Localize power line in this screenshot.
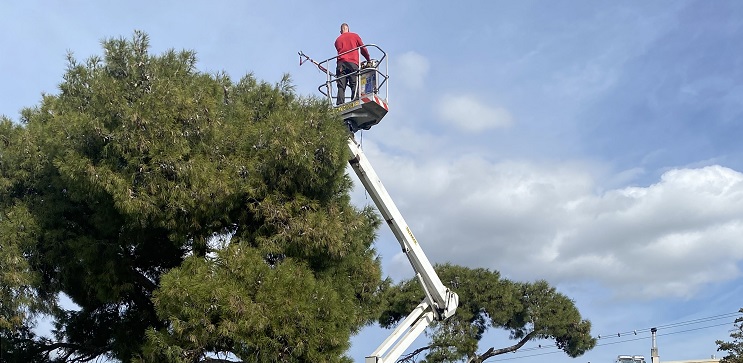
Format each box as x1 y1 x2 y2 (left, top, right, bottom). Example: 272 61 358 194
595 312 743 340
661 322 737 337
496 317 735 355
485 311 741 362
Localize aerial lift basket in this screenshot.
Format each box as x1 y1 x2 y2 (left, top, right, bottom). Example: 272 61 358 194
299 44 389 132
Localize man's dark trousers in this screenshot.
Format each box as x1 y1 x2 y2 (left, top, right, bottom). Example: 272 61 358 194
336 61 359 105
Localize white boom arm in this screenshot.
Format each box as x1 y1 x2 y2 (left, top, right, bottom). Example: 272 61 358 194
347 137 459 363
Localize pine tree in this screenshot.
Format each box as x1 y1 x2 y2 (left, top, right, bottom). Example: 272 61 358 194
1 31 382 362
383 264 596 363
717 309 743 363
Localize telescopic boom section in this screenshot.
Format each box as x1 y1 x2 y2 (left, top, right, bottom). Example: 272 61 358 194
347 137 459 363
298 45 457 363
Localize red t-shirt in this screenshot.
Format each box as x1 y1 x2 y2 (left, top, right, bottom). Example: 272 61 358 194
335 32 370 65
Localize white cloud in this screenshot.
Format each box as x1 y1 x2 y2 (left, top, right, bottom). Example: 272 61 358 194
357 145 743 299
436 94 513 132
394 51 430 90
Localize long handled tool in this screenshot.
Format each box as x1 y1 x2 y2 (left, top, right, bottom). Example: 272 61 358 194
298 51 335 76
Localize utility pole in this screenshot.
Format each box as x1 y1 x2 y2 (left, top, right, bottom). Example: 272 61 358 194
651 327 660 363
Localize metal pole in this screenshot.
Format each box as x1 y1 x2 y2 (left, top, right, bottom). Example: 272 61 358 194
651 327 659 363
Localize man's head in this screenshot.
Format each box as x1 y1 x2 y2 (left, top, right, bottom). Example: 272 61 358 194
340 23 349 34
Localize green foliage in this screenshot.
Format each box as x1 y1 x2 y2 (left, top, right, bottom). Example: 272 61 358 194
1 31 382 362
1 325 49 363
0 121 35 327
0 203 43 330
382 264 596 362
0 117 58 358
140 246 369 362
717 308 743 363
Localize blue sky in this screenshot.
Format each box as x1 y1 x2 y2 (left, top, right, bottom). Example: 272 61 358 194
3 1 743 362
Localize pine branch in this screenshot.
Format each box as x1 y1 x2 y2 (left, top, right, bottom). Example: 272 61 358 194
397 345 432 362
32 341 109 362
468 331 537 363
397 330 537 363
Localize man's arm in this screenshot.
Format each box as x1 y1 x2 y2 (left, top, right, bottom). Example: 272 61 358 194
357 35 371 61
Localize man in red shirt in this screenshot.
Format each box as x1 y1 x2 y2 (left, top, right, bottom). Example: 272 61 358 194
334 23 370 105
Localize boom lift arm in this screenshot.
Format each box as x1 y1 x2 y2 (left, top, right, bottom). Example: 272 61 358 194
298 46 457 362
347 137 459 363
